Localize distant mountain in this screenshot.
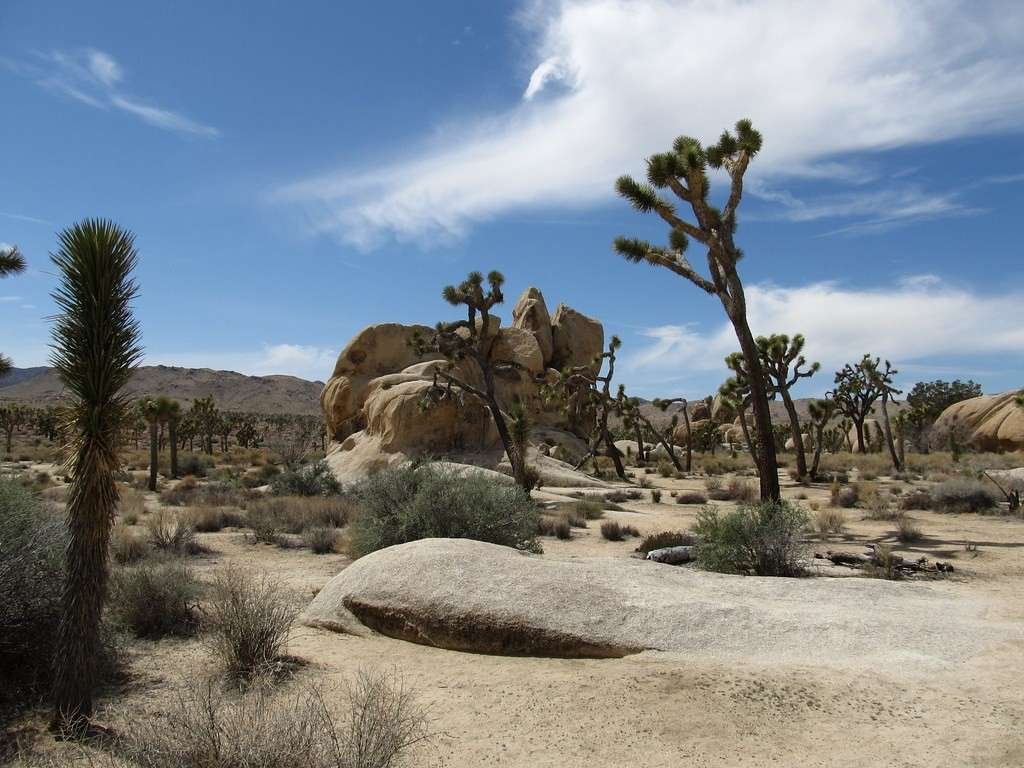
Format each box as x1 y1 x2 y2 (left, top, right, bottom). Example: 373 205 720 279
0 365 324 416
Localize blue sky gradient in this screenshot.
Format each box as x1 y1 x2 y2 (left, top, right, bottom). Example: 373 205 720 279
2 0 1022 399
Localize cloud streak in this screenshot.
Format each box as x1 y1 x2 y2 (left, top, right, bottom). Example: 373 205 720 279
280 0 1024 246
8 48 218 138
622 276 1024 395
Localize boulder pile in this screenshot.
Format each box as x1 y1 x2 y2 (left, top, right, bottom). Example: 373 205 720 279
320 287 605 482
932 391 1024 451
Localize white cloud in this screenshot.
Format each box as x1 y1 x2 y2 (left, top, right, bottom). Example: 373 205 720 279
9 49 218 138
281 0 1024 246
622 276 1024 394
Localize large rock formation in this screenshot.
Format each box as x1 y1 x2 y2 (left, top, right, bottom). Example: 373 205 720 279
932 391 1024 451
302 538 1011 670
321 288 606 483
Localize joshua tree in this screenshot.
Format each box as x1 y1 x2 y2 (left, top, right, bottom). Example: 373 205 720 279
0 245 27 377
614 119 780 500
754 334 819 479
718 375 757 460
157 396 181 479
0 402 26 454
413 270 536 491
190 396 218 454
138 397 161 491
651 396 693 472
830 356 884 454
806 397 836 478
50 219 142 735
867 357 902 472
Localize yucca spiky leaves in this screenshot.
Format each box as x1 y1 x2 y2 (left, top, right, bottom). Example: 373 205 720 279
0 244 26 276
50 218 142 734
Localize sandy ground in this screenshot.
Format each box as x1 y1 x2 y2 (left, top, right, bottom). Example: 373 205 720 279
10 465 1024 767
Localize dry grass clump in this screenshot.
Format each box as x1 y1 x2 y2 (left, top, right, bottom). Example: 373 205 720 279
704 477 756 502
203 567 300 681
830 480 858 508
117 486 146 524
861 486 900 521
813 508 846 535
657 459 674 477
895 514 924 543
245 496 353 546
605 489 643 503
146 510 204 555
636 530 697 555
160 479 249 509
188 506 247 532
600 520 640 541
650 489 662 503
900 488 933 511
573 497 605 520
114 670 429 768
537 516 572 539
110 525 150 565
108 559 200 639
676 490 708 505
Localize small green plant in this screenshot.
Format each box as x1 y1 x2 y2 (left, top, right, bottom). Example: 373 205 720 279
109 560 200 638
270 460 341 497
693 501 809 576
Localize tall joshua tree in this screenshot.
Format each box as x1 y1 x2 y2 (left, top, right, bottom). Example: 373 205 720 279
866 357 902 472
651 396 693 472
614 119 780 500
138 397 160 492
50 219 142 735
161 397 181 478
755 334 819 479
830 354 892 456
0 245 27 377
806 397 836 478
413 270 535 492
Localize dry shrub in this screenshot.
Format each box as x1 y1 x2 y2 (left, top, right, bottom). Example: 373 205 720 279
657 459 673 478
861 485 899 520
111 525 149 565
605 489 642 503
537 517 571 539
109 559 200 639
650 489 662 503
146 511 203 555
676 491 708 505
813 507 846 534
250 496 354 536
118 486 146 524
302 526 339 554
637 530 697 554
900 488 933 511
931 478 998 514
895 514 923 543
161 480 248 509
573 497 605 520
189 506 247 532
834 485 859 509
204 567 300 681
600 521 640 541
703 476 723 492
115 670 429 768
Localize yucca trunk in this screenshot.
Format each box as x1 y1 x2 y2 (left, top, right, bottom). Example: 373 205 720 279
169 419 179 479
147 419 159 491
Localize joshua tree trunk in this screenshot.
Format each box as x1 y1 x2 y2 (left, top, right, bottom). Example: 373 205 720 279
681 402 692 472
853 418 866 454
780 390 808 479
810 427 825 478
737 406 758 464
168 419 179 479
729 307 779 500
879 393 902 472
147 419 158 491
632 422 646 463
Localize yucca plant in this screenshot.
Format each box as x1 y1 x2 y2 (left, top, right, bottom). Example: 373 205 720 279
0 244 27 377
50 219 142 736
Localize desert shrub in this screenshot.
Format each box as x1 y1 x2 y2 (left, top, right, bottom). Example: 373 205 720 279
703 476 722 491
868 543 902 580
895 514 923 543
0 480 64 714
118 486 146 524
813 508 846 535
109 559 200 638
636 530 697 555
146 511 203 555
605 489 642 503
248 496 353 538
600 521 640 541
861 486 899 520
111 525 150 565
650 489 662 503
302 526 338 554
931 478 997 514
161 479 248 509
537 517 572 539
115 670 428 768
657 459 673 478
899 488 933 511
574 497 605 520
204 567 300 680
693 501 809 577
177 453 213 478
834 486 858 509
270 460 341 497
726 477 757 503
676 490 708 505
348 464 541 557
188 506 247 532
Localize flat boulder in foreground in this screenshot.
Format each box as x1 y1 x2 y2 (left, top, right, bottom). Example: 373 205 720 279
302 539 1018 671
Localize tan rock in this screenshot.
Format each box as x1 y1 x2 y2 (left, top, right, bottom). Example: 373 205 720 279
932 391 1024 451
511 287 554 366
550 304 604 374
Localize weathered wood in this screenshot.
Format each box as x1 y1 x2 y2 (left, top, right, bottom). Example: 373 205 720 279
815 546 954 575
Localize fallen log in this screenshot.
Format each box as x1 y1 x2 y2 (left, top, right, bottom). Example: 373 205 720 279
815 545 953 575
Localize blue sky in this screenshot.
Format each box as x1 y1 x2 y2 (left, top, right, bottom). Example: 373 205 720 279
2 0 1022 399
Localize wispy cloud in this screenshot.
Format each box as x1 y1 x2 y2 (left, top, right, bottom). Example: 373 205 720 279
0 211 49 225
280 0 1024 246
622 276 1024 395
7 48 219 138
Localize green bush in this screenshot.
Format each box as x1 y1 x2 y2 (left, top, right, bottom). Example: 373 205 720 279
270 460 341 497
931 478 997 513
348 464 541 557
109 560 200 638
693 501 808 576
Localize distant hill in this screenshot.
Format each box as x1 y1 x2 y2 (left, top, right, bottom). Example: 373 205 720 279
0 365 323 416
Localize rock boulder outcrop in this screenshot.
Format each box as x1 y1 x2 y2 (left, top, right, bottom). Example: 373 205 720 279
550 304 604 374
932 391 1024 451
